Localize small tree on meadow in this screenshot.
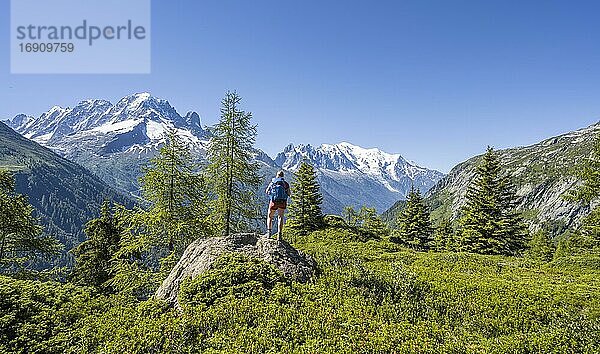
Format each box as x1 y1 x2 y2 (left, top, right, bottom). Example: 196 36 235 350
288 161 324 235
458 147 527 255
394 186 434 250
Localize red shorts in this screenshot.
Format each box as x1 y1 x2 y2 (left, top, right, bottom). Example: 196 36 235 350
269 200 287 211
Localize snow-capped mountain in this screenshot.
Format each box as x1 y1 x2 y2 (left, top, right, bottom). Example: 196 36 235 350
7 93 215 194
8 93 443 213
276 142 445 212
9 93 210 154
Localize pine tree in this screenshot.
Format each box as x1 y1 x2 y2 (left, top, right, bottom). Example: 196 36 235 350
394 187 433 250
433 218 454 251
458 146 527 255
288 162 324 235
109 130 211 298
71 201 122 292
139 128 212 251
0 170 60 274
206 92 261 235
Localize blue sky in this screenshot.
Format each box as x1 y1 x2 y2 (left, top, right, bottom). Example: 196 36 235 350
2 0 600 172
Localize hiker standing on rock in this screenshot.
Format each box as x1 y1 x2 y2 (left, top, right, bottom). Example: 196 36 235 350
266 170 291 240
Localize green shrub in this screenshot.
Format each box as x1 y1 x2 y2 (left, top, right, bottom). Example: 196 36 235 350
178 252 289 308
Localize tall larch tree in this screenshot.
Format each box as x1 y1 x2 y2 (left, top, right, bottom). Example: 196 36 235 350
109 129 211 298
206 91 261 235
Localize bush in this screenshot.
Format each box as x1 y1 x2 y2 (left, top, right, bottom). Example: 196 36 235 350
178 252 289 308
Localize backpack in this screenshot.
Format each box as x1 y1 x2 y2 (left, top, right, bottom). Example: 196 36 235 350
270 178 288 202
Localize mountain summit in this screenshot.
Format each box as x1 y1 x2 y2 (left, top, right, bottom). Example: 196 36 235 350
7 93 443 212
276 142 444 212
7 93 212 194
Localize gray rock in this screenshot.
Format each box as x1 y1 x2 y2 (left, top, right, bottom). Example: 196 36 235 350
155 233 318 307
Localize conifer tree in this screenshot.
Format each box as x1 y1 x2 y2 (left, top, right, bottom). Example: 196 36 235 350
139 128 211 251
71 201 122 292
109 130 211 298
288 162 324 235
206 92 261 235
433 218 454 251
394 186 433 249
0 170 60 273
458 147 527 255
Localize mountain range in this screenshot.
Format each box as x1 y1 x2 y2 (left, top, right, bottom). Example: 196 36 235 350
4 93 444 213
0 121 132 266
383 121 600 237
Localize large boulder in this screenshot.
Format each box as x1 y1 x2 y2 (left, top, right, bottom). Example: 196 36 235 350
155 233 318 306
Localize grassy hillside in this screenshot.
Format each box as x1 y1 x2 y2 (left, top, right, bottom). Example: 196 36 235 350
0 122 133 266
2 227 598 353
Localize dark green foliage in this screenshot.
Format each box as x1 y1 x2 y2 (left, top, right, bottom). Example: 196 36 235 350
433 217 454 251
393 187 434 249
206 91 261 235
527 230 555 262
288 161 324 235
71 201 122 292
0 275 98 354
109 131 212 299
0 122 132 268
0 170 61 274
179 252 288 308
458 147 528 255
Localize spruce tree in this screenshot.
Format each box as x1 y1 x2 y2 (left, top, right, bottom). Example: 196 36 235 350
206 91 261 235
458 146 527 255
395 186 433 249
433 218 454 251
0 170 60 273
71 201 122 292
288 161 324 235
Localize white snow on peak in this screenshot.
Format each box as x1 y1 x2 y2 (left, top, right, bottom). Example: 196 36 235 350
145 119 167 141
128 92 152 108
91 118 142 134
281 141 438 193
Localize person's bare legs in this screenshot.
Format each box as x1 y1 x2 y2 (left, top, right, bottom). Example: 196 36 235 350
276 209 285 240
267 208 276 235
